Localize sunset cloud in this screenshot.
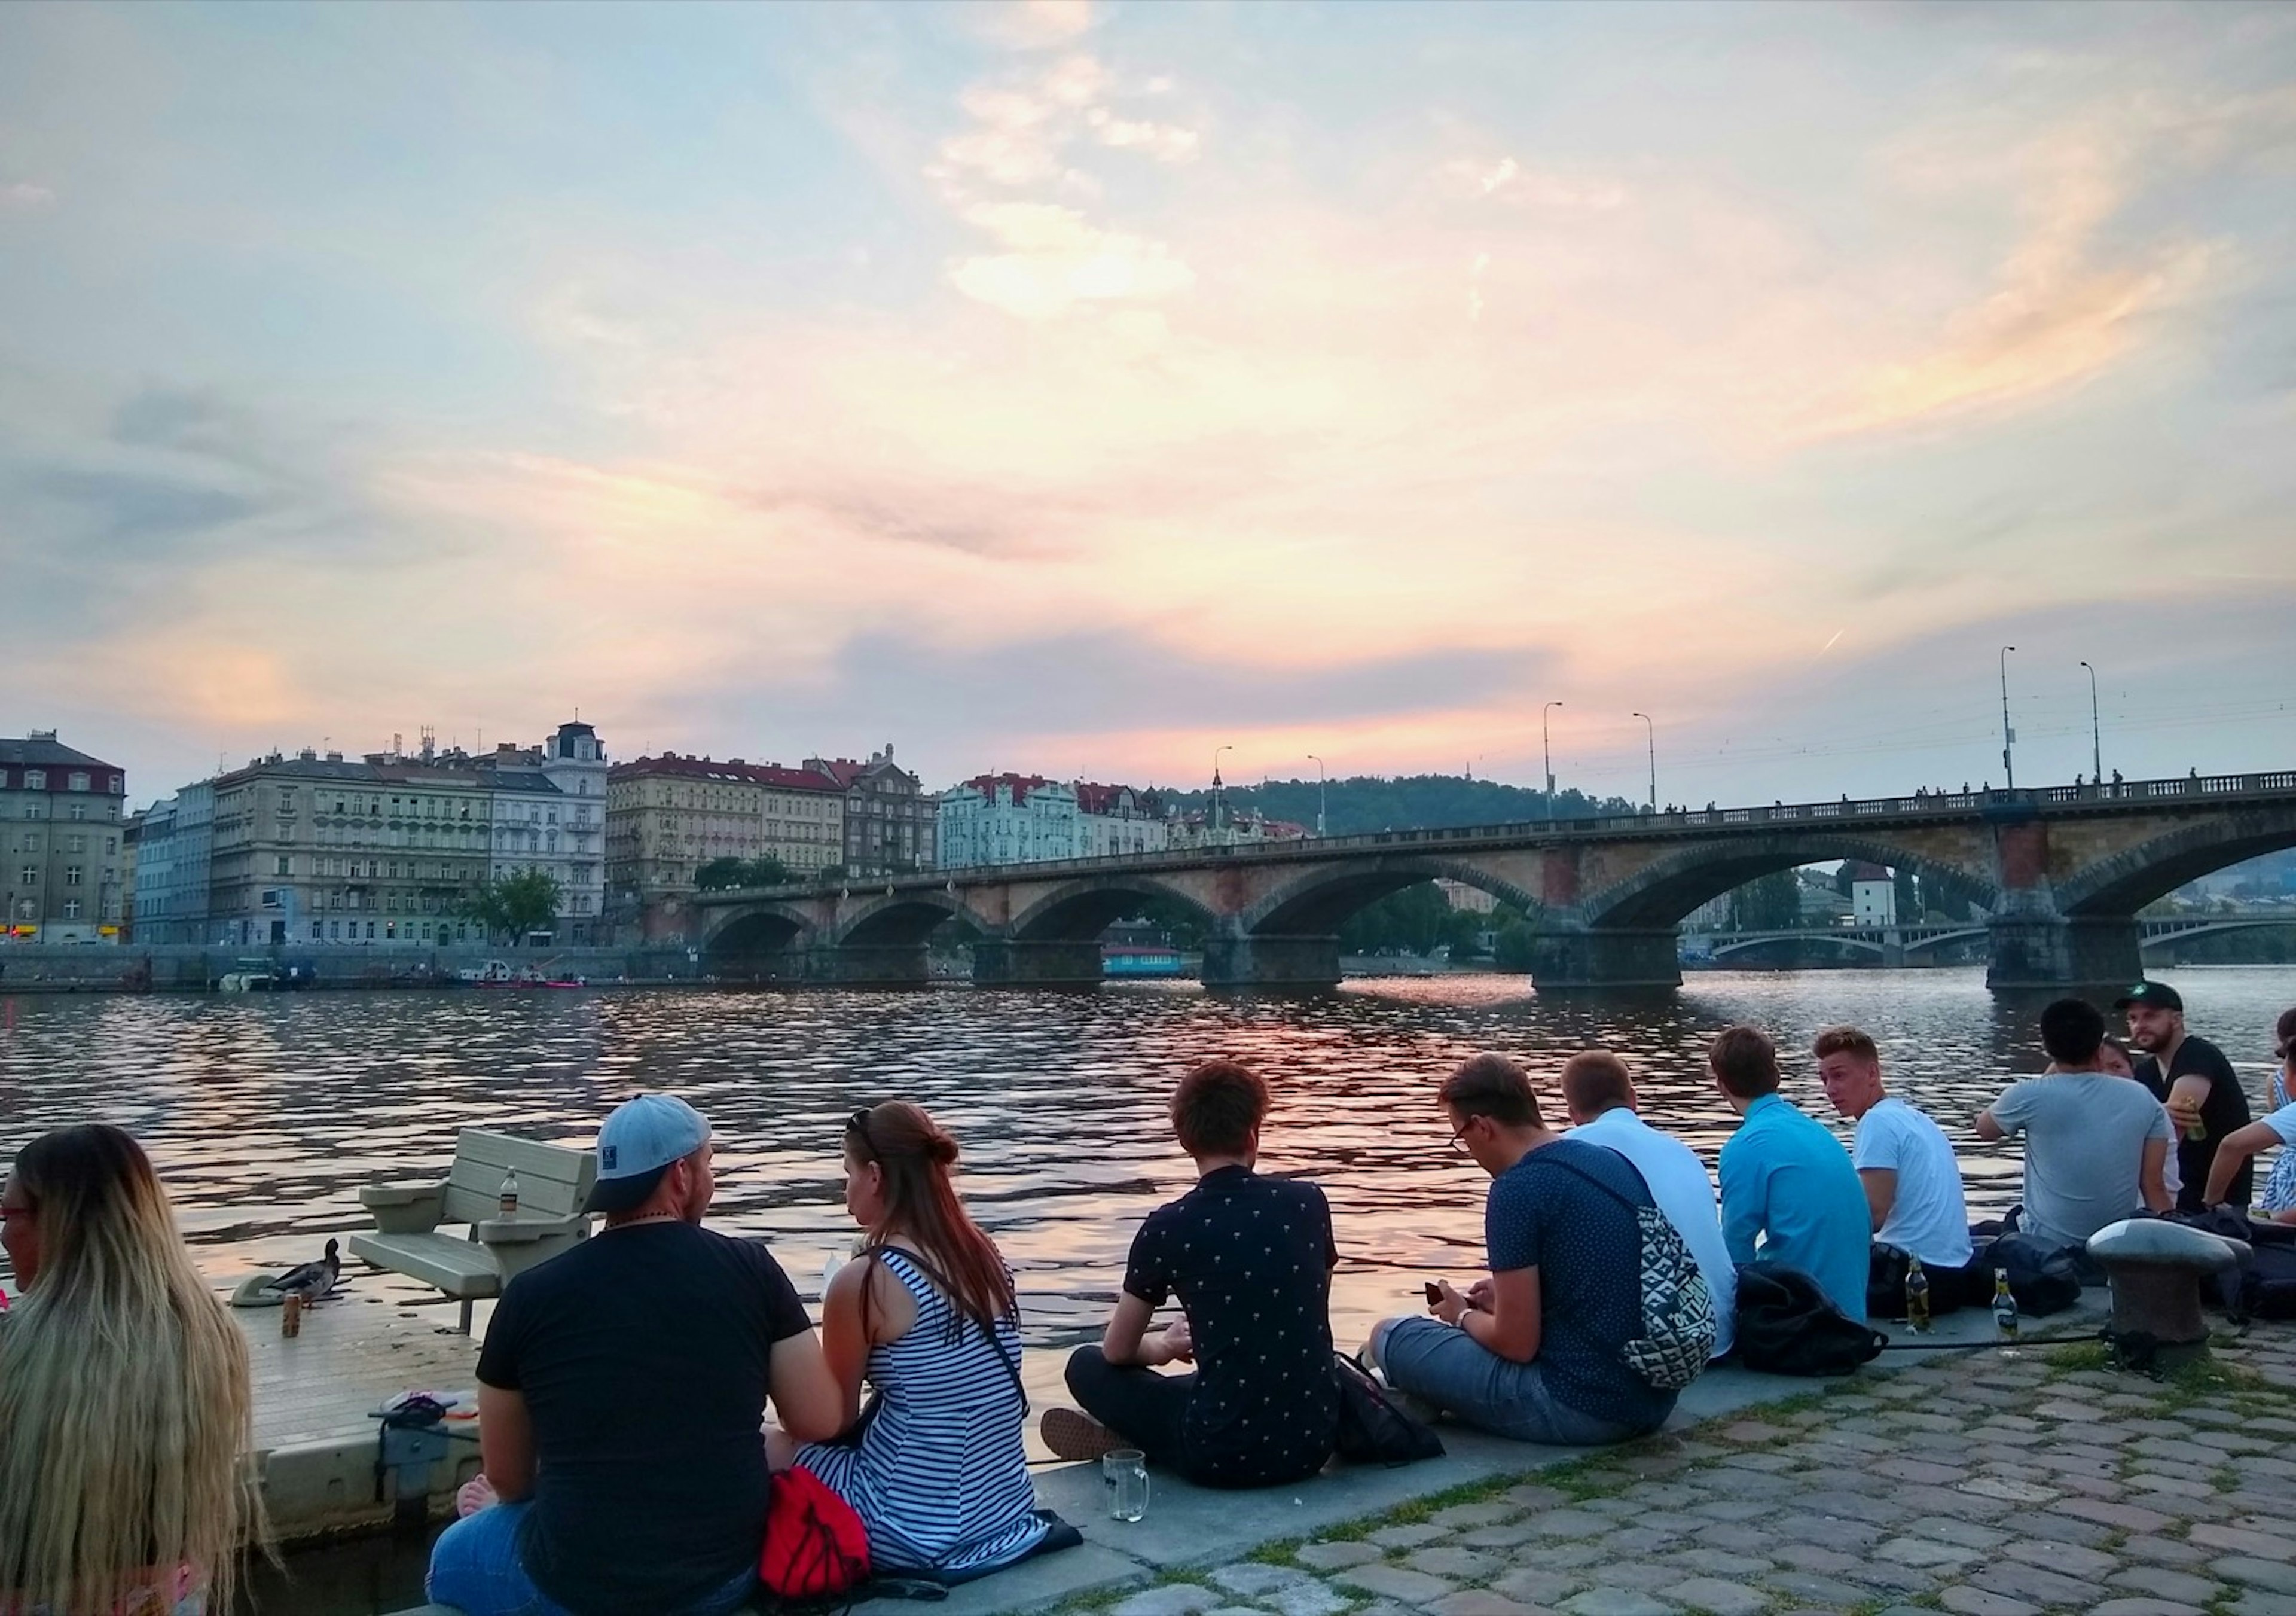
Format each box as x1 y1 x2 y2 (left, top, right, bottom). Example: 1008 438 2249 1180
0 3 2291 803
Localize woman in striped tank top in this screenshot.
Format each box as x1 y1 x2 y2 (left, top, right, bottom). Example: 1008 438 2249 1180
782 1102 1048 1578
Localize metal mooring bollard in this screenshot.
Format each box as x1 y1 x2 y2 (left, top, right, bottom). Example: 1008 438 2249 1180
2086 1218 2249 1373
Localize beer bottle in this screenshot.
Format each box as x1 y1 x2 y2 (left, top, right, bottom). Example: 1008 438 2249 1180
1992 1269 2019 1341
1904 1255 1931 1333
500 1167 519 1220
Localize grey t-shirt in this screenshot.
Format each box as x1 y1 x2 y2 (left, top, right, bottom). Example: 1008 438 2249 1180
1987 1074 2172 1251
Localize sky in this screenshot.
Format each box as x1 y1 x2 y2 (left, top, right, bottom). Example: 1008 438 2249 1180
4 0 2294 812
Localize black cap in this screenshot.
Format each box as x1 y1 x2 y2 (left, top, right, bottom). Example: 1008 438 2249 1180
2114 981 2184 1013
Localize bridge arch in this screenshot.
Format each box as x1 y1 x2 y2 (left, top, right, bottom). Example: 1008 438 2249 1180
2056 806 2296 917
1709 933 1885 962
1241 856 1543 938
831 889 972 949
1578 834 1997 931
698 901 818 954
1007 876 1217 944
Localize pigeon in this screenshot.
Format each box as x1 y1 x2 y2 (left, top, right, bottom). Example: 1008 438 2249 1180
262 1238 341 1303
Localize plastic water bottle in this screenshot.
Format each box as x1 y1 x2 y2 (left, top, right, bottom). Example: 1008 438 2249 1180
1992 1269 2019 1342
499 1168 519 1220
1904 1255 1932 1333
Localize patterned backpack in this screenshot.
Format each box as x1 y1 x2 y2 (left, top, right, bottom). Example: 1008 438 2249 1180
1541 1151 1717 1390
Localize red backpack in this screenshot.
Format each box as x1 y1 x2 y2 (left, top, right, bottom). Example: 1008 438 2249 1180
759 1465 871 1601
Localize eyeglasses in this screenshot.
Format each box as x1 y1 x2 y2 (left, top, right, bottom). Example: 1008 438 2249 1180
848 1106 875 1158
1446 1119 1476 1154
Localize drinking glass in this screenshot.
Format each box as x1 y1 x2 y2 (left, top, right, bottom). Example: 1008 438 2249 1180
1103 1449 1148 1522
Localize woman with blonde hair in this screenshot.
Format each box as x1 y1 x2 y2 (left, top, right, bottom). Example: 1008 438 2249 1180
771 1102 1053 1580
0 1125 265 1615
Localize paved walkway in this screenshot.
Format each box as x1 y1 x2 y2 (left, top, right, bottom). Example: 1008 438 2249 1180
1089 1325 2296 1616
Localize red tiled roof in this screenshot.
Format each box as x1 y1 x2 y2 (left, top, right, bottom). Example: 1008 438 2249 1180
1075 782 1165 817
958 772 1063 806
610 754 842 793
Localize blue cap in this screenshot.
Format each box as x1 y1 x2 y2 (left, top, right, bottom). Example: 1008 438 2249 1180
584 1094 712 1214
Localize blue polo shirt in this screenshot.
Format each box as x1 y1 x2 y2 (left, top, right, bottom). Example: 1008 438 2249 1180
1718 1094 1872 1321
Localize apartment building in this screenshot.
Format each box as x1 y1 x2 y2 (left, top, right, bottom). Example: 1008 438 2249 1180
805 745 935 876
605 753 845 940
1 731 127 943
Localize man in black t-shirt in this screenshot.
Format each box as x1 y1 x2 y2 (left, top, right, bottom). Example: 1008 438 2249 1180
2121 981 2255 1212
1049 1060 1339 1488
426 1094 842 1616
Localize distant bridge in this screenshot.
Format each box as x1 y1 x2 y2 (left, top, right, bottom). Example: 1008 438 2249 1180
1686 914 2295 965
688 769 2296 992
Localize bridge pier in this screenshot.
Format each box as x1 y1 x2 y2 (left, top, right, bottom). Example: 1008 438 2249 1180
1984 915 2142 992
971 938 1106 987
810 943 930 988
1530 927 1683 990
1201 933 1342 992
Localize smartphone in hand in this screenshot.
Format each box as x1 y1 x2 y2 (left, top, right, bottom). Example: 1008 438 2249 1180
1424 1280 1443 1307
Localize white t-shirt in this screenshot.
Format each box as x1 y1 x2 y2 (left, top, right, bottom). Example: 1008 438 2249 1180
1572 1106 1736 1358
1852 1097 1973 1269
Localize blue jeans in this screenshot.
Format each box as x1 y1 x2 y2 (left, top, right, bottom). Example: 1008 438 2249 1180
1370 1317 1650 1446
426 1502 756 1616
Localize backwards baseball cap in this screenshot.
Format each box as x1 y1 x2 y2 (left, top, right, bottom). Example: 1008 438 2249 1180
2114 980 2184 1013
583 1094 713 1215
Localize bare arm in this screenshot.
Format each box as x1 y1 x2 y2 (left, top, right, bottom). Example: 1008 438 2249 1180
477 1382 536 1501
1973 1109 2007 1144
768 1329 845 1445
2166 1074 2213 1137
2138 1137 2173 1215
1464 1265 1541 1364
1100 1291 1189 1368
1858 1167 1898 1234
2203 1120 2282 1206
817 1258 903 1431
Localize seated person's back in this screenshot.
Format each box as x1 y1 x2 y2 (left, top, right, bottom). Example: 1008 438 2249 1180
1057 1060 1339 1488
431 1094 839 1616
1979 998 2172 1252
1126 1158 1338 1483
1711 1025 1871 1320
484 1218 811 1609
1492 1134 1680 1431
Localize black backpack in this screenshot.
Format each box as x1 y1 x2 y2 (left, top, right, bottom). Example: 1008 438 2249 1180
2173 1208 2296 1321
1733 1261 1886 1377
1976 1233 2085 1316
1333 1352 1444 1465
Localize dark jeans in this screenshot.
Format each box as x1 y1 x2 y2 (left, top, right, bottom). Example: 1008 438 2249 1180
1867 1245 1973 1322
1064 1346 1197 1474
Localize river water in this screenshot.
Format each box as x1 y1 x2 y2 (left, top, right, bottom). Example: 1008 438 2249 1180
6 967 2294 1350
3 968 2293 1614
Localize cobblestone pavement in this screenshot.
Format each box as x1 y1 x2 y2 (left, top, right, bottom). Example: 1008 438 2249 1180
1091 1325 2296 1616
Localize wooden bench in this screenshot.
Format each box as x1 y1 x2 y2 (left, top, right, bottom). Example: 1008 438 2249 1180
350 1129 595 1333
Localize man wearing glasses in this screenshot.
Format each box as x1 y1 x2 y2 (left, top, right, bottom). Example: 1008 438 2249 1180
1361 1053 1680 1446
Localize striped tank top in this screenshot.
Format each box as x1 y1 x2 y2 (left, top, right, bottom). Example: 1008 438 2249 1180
795 1249 1047 1576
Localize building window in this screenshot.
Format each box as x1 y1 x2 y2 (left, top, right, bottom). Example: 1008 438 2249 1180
275 856 291 876
23 771 44 791
69 804 86 821
64 866 82 886
17 865 34 885
68 772 88 792
63 900 80 920
311 921 323 941
108 775 122 792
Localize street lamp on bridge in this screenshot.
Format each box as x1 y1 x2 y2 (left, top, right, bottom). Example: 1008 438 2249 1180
1543 702 1563 825
1998 645 2017 791
1631 712 1656 812
2080 661 2103 785
1306 753 1327 837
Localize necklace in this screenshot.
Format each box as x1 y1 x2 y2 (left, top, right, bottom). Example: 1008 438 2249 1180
607 1211 681 1230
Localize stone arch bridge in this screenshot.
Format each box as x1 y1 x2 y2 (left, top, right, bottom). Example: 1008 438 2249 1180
689 770 2296 992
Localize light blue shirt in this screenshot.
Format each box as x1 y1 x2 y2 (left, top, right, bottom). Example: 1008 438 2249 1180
1719 1093 1873 1321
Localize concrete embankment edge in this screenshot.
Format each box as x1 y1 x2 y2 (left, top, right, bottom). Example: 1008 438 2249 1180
387 1301 2094 1616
